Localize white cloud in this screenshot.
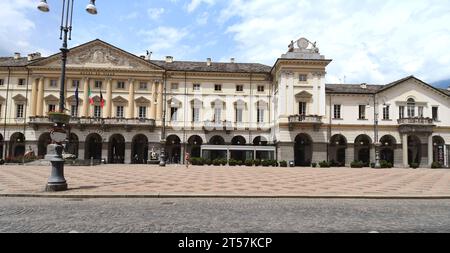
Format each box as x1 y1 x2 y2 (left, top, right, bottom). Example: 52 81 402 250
138 26 192 59
0 0 37 55
187 0 216 13
119 12 138 21
147 8 165 20
220 0 450 83
196 12 209 25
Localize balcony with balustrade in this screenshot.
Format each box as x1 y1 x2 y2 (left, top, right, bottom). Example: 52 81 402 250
288 115 323 131
397 117 435 134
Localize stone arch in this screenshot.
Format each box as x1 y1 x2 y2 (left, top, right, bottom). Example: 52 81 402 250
209 135 225 145
187 135 203 158
9 132 25 158
294 133 313 167
166 135 181 164
38 133 52 157
108 134 125 164
85 133 102 160
380 135 396 164
354 134 372 166
329 134 347 167
231 135 246 145
253 136 268 146
433 136 446 165
131 134 148 164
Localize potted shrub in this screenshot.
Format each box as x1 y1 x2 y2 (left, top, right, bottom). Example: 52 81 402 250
237 160 243 166
351 161 363 168
380 160 393 168
213 159 221 166
254 160 261 166
431 162 443 169
0 159 5 165
279 160 288 167
245 159 254 167
311 162 317 168
410 163 419 169
262 160 270 167
220 159 227 166
229 159 237 166
319 161 330 168
205 159 212 166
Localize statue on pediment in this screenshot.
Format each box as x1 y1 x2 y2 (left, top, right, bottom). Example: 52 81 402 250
93 50 107 63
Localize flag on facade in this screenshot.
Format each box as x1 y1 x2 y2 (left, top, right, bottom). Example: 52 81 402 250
88 84 94 105
100 89 105 108
75 82 79 108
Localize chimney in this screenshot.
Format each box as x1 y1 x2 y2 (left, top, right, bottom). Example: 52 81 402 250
14 52 21 60
207 58 211 66
165 56 173 63
230 58 235 64
360 83 367 89
27 52 42 61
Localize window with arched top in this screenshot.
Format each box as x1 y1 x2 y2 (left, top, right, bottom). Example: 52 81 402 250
407 98 415 117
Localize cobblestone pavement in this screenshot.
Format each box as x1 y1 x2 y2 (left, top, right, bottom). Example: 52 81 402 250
0 165 450 197
0 197 449 233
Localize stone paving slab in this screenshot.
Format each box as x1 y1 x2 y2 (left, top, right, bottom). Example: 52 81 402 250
0 165 450 198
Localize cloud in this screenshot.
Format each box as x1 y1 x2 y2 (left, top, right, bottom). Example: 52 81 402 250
148 8 165 20
196 12 209 25
0 0 37 55
187 0 216 13
119 12 138 21
138 26 192 59
220 0 450 83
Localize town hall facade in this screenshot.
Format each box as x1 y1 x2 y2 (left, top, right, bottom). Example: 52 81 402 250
1 38 449 168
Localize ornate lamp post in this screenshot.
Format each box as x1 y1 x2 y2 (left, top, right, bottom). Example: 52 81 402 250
37 0 97 191
373 95 381 169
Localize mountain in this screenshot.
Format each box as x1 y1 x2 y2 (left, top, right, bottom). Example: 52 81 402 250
433 79 450 89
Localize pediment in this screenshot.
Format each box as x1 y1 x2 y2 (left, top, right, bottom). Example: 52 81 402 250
12 94 27 102
112 96 128 104
67 95 83 103
44 94 59 102
30 39 164 71
295 91 313 99
135 96 150 104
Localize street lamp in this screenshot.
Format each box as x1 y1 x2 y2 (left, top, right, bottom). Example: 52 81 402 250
37 0 97 191
373 95 381 169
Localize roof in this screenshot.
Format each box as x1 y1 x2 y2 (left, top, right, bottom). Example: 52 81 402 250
325 84 383 94
150 60 272 74
0 57 30 67
326 76 450 97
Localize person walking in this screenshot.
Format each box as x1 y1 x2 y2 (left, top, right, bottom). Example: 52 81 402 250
185 152 191 168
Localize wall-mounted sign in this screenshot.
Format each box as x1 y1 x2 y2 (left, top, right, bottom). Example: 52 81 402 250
80 71 115 76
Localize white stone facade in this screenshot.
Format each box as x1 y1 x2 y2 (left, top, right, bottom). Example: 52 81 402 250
0 38 449 167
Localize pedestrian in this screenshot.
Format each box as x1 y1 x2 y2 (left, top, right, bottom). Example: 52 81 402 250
185 152 191 168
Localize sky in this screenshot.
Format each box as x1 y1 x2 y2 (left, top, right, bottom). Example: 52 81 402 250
1 0 450 86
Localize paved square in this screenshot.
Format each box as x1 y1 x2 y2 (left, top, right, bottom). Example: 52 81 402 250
0 165 450 198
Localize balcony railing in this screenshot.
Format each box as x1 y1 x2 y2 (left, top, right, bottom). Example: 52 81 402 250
29 116 156 129
288 115 323 124
397 117 434 125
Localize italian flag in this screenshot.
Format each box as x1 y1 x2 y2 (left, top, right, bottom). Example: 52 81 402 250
88 84 94 105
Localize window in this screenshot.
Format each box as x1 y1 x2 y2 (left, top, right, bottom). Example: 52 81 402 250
0 79 4 86
139 82 148 90
214 84 222 91
95 80 103 88
399 106 405 119
407 98 415 117
71 105 78 117
214 108 222 123
299 102 307 115
299 74 307 82
170 107 178 121
116 106 124 118
18 79 26 86
432 107 439 121
235 108 243 123
49 79 57 87
257 85 265 92
171 83 179 91
418 106 424 118
72 80 80 88
236 85 243 92
16 104 24 118
359 105 366 120
94 106 102 118
192 108 200 122
383 106 390 120
117 81 125 89
48 104 56 113
139 106 147 119
333 105 341 119
257 109 265 123
193 84 200 91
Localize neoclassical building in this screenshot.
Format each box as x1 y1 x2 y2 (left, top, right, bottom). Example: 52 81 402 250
0 38 449 167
